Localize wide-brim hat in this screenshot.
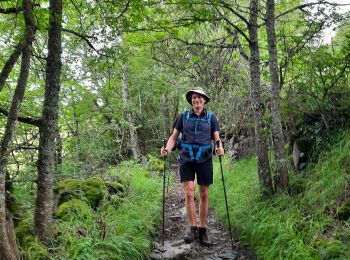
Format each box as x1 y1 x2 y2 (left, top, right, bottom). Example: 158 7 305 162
185 87 211 105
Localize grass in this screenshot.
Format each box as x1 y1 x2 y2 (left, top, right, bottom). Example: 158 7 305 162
210 132 350 260
51 161 164 259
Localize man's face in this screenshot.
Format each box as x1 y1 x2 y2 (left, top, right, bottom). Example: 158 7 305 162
191 93 205 108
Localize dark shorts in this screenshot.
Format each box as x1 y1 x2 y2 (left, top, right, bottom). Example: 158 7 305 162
179 159 213 186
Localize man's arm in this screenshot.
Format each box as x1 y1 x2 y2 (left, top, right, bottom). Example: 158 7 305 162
161 128 180 156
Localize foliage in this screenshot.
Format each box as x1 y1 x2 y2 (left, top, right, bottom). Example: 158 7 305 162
210 131 350 259
15 210 49 259
52 162 163 259
147 154 165 172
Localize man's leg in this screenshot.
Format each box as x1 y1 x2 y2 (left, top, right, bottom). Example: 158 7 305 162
183 181 196 226
198 185 209 227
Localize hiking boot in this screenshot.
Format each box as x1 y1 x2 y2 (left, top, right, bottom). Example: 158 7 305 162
199 227 214 246
184 226 198 244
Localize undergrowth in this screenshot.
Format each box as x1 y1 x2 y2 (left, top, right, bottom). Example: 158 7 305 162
50 161 163 259
211 131 350 259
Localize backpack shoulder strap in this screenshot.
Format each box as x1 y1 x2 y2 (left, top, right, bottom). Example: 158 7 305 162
207 111 212 127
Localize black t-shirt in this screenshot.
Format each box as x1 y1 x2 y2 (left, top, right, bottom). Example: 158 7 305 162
173 108 220 162
173 108 220 134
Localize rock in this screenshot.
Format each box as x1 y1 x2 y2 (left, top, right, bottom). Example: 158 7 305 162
55 199 92 220
337 198 350 220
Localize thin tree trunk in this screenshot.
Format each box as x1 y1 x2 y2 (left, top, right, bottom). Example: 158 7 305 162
266 0 288 192
161 93 171 138
122 62 140 159
55 127 63 170
34 0 62 241
5 172 17 255
0 41 25 92
0 0 35 258
248 0 274 196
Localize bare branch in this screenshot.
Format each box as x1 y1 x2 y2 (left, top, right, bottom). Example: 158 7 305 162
0 107 41 127
116 1 130 21
62 28 99 52
275 1 350 21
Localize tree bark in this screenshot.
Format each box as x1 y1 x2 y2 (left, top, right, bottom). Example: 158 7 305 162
248 0 274 196
161 93 171 138
266 0 288 192
34 0 62 241
0 41 25 92
122 62 140 159
0 0 35 258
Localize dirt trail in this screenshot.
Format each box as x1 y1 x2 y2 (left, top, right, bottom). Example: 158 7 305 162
149 165 255 260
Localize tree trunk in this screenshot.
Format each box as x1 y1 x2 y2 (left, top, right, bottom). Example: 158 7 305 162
122 63 140 159
0 0 35 258
5 172 17 257
266 0 288 192
34 0 62 241
161 93 171 138
55 127 63 170
248 0 274 196
0 41 24 92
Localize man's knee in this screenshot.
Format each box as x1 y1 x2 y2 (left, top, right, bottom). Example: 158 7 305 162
199 186 209 199
184 183 195 200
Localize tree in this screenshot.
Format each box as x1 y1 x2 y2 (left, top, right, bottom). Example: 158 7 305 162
0 0 35 258
34 0 62 240
248 0 274 196
122 62 140 159
265 0 288 192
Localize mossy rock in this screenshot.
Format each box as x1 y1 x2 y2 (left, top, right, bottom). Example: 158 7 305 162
82 177 107 208
105 181 125 195
337 198 350 221
56 199 92 220
54 177 107 208
54 179 85 205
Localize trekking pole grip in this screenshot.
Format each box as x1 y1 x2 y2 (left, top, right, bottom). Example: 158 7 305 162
215 140 222 159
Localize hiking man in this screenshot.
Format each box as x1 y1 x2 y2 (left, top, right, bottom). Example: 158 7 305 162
161 87 224 246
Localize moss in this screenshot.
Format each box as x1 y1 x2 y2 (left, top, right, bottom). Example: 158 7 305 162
82 177 107 208
105 181 125 195
54 177 108 208
56 199 92 220
54 179 85 205
337 198 350 221
15 211 48 259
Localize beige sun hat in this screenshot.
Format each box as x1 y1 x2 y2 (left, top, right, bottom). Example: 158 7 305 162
185 87 211 105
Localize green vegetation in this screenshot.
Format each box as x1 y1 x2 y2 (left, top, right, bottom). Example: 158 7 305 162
16 162 163 259
211 132 350 259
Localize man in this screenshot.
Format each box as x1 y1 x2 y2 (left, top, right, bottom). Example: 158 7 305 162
161 87 224 246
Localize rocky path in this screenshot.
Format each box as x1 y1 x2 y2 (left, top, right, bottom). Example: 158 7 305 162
149 166 255 260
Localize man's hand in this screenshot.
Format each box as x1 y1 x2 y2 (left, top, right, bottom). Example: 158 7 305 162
161 147 169 157
215 141 224 156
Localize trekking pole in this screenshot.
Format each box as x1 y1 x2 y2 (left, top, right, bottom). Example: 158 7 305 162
166 154 171 193
216 140 234 251
162 139 167 246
